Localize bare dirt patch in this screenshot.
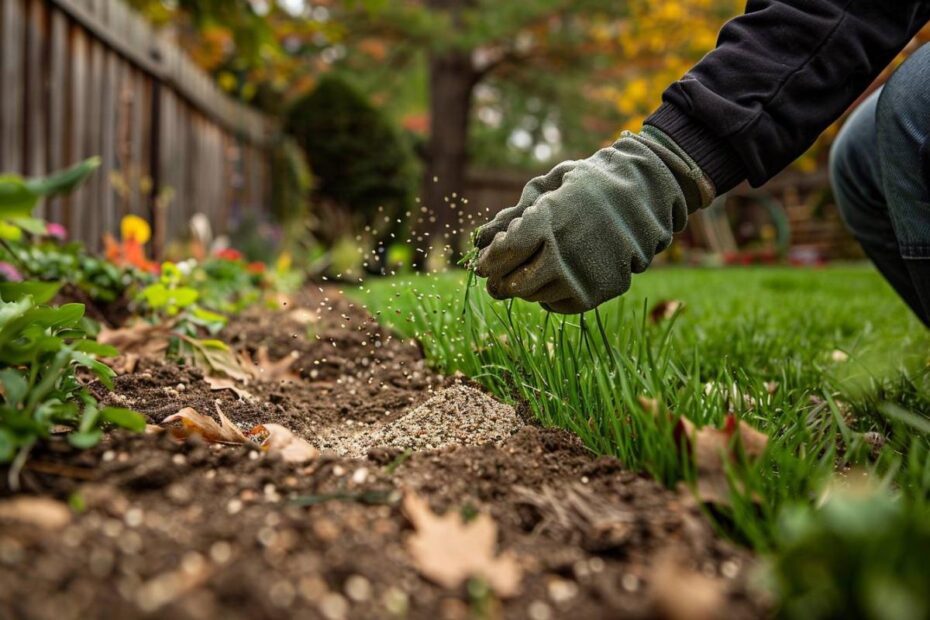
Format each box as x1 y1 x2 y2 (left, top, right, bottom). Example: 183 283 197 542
0 287 766 619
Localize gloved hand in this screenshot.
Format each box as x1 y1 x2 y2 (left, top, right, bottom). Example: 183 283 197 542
474 127 715 313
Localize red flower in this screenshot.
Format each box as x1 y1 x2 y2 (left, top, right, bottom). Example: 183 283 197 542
246 261 266 274
215 248 243 261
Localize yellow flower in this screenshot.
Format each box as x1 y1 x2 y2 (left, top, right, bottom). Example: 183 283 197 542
275 251 293 273
121 215 151 245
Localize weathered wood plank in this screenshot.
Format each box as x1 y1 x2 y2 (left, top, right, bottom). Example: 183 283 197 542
83 35 103 250
67 21 89 235
100 47 117 237
1 0 25 172
8 0 275 250
25 0 48 182
46 7 68 221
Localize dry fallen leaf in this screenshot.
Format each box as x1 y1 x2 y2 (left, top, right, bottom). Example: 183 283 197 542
649 299 684 324
98 322 174 358
703 381 757 411
182 336 251 383
162 404 250 445
648 550 726 620
161 406 318 464
675 414 769 506
204 375 255 401
250 423 319 463
0 496 72 529
637 395 660 416
403 492 522 597
238 346 301 384
112 353 140 375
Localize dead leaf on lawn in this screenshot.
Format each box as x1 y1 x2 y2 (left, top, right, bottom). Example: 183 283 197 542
98 322 174 359
204 375 255 401
250 423 319 463
648 550 726 620
238 346 301 384
675 414 769 506
0 496 72 529
637 395 660 416
162 404 250 445
649 299 684 324
403 492 522 597
703 381 757 411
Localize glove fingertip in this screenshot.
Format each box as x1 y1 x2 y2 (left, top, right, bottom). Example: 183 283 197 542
474 226 496 250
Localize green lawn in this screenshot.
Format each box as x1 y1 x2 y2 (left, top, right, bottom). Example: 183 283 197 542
351 264 930 613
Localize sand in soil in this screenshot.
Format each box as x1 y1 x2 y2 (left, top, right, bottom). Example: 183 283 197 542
0 287 767 619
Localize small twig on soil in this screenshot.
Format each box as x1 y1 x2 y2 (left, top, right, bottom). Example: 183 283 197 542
290 488 400 507
385 449 413 475
24 460 98 481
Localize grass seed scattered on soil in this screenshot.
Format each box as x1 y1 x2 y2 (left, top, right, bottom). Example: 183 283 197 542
0 287 766 619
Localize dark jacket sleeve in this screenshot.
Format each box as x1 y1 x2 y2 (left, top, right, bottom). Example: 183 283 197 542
644 1 930 194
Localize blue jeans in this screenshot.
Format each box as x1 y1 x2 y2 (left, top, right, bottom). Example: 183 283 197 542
830 43 930 326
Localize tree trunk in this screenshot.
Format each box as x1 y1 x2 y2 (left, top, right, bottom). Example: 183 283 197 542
413 50 477 270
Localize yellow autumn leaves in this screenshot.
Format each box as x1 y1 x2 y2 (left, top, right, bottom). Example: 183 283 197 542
603 0 743 133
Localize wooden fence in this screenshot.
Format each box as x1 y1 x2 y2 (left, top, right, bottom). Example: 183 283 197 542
0 0 276 254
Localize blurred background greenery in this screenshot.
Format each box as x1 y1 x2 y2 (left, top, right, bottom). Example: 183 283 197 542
130 0 894 274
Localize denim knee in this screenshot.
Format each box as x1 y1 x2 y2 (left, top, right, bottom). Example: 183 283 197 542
829 90 887 246
875 43 930 257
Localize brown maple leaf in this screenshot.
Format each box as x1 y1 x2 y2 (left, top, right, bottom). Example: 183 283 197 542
403 492 522 597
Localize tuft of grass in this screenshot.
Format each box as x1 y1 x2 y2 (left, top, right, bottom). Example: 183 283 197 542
352 265 930 552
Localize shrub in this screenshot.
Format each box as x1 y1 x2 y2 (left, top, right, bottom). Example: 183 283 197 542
285 74 416 248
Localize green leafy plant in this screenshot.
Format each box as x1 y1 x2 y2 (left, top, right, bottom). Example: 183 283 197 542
0 282 144 482
0 158 100 244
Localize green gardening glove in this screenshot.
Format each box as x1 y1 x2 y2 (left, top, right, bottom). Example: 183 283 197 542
474 127 715 313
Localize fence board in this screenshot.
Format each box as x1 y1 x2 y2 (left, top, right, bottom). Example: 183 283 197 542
47 7 67 220
0 0 275 254
1 0 25 172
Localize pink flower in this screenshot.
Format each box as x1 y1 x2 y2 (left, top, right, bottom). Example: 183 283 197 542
0 262 23 282
45 222 68 241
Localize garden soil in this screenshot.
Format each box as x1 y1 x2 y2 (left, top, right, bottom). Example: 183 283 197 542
0 287 767 619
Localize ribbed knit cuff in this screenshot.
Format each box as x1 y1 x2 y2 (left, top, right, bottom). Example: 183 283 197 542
645 102 747 194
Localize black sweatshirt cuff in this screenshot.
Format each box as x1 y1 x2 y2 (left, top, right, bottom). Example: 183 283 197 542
644 102 747 194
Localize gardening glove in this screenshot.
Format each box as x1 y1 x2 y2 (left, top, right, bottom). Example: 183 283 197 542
474 127 715 313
